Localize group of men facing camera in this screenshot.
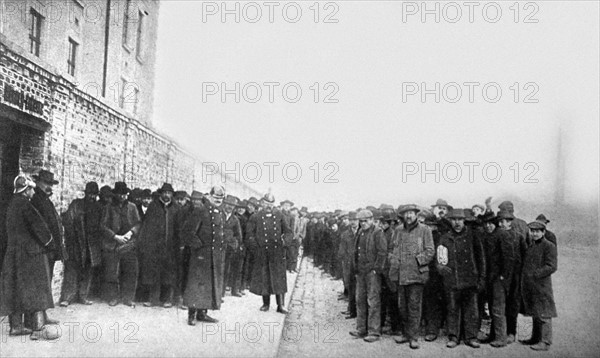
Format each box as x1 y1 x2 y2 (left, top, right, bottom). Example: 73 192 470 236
302 198 557 351
0 170 305 341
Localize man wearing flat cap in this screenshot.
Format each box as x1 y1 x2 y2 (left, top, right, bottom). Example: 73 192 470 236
31 169 65 282
59 182 103 307
388 204 434 349
437 209 486 349
246 193 292 313
182 185 226 324
100 182 142 307
535 214 557 247
137 183 180 308
519 221 557 351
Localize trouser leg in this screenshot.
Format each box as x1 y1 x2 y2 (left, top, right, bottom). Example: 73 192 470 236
424 276 444 335
262 295 271 307
491 280 508 342
506 272 521 336
366 271 382 336
120 251 139 302
462 287 480 340
348 271 357 315
78 264 93 301
355 273 368 334
445 288 460 339
60 261 79 303
536 317 552 345
406 283 424 340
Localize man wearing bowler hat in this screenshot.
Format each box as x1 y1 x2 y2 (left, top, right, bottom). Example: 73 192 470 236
535 214 557 247
59 182 103 307
100 182 142 307
389 204 434 349
138 183 180 307
31 169 65 283
437 208 486 349
246 193 292 313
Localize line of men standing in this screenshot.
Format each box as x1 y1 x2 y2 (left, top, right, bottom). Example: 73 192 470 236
303 198 558 352
0 170 306 340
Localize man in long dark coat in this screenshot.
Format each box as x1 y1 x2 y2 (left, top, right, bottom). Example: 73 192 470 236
182 185 226 325
0 175 59 340
280 200 296 272
246 193 291 313
137 183 180 307
519 221 558 351
222 195 243 297
59 182 103 306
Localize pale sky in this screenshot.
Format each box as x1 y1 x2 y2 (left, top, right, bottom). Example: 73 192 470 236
153 1 599 210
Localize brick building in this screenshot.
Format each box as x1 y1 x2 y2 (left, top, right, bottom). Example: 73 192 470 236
0 0 260 243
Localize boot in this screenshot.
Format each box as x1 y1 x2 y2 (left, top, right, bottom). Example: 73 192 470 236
260 295 270 311
196 309 218 323
144 285 161 307
30 311 60 340
188 308 196 326
276 294 288 314
163 286 174 308
8 313 32 336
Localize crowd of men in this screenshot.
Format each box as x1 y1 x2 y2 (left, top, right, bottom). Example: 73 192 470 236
0 170 558 352
0 170 305 340
302 198 557 351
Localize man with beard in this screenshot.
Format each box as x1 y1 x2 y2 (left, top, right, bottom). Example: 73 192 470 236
59 182 103 306
0 175 59 340
137 189 153 220
222 195 243 297
497 210 527 344
350 209 387 343
437 209 486 349
100 182 141 307
138 183 180 308
519 221 557 351
31 170 65 284
389 204 434 349
246 193 291 313
183 186 226 325
478 211 515 347
339 211 359 319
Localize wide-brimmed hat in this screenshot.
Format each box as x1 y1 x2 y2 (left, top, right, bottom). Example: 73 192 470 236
158 183 175 194
528 221 546 230
280 199 294 206
223 195 240 206
536 214 550 224
372 209 383 220
13 175 36 194
398 204 420 215
338 210 349 219
112 182 130 195
480 211 497 223
174 190 189 199
498 201 514 213
447 208 466 219
431 198 452 209
100 185 113 198
140 189 152 198
247 197 260 207
382 209 398 221
191 190 204 200
32 169 59 185
496 210 515 220
84 181 99 195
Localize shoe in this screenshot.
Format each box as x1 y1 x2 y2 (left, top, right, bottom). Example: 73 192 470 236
519 338 539 345
259 305 270 312
340 310 350 315
277 306 289 314
197 314 218 323
410 340 420 349
231 291 243 297
490 340 507 348
425 333 437 341
180 305 188 310
59 301 69 307
363 335 380 343
143 302 153 307
345 314 357 319
163 302 173 308
446 339 459 348
124 301 136 308
187 317 196 326
108 299 119 307
349 331 367 338
507 334 515 344
393 335 409 344
79 299 93 305
465 339 480 348
9 327 33 336
30 325 60 340
531 342 550 351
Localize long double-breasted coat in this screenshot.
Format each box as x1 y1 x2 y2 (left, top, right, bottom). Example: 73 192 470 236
137 199 180 286
182 201 225 310
520 237 557 318
0 194 54 315
62 198 103 268
246 208 291 296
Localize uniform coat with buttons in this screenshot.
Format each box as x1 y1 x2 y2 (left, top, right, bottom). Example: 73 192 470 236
182 201 225 310
246 208 291 296
0 194 54 316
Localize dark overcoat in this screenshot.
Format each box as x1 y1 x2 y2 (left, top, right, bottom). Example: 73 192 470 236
182 201 225 310
436 226 486 290
31 187 65 261
0 194 54 315
137 199 180 286
62 198 103 268
480 227 515 284
247 209 291 295
520 237 557 318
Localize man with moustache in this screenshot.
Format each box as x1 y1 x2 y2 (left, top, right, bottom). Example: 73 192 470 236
222 195 243 297
100 182 142 307
350 209 387 343
138 183 180 308
246 193 292 313
183 186 226 325
136 189 153 220
389 204 434 349
437 209 486 349
59 182 103 307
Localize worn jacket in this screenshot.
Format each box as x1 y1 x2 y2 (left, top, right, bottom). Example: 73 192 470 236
480 227 514 284
62 198 103 267
389 222 434 285
354 226 387 275
223 211 242 250
521 237 557 318
100 200 141 253
437 226 486 290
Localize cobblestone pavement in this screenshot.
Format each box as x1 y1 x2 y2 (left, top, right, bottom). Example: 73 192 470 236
278 248 600 358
